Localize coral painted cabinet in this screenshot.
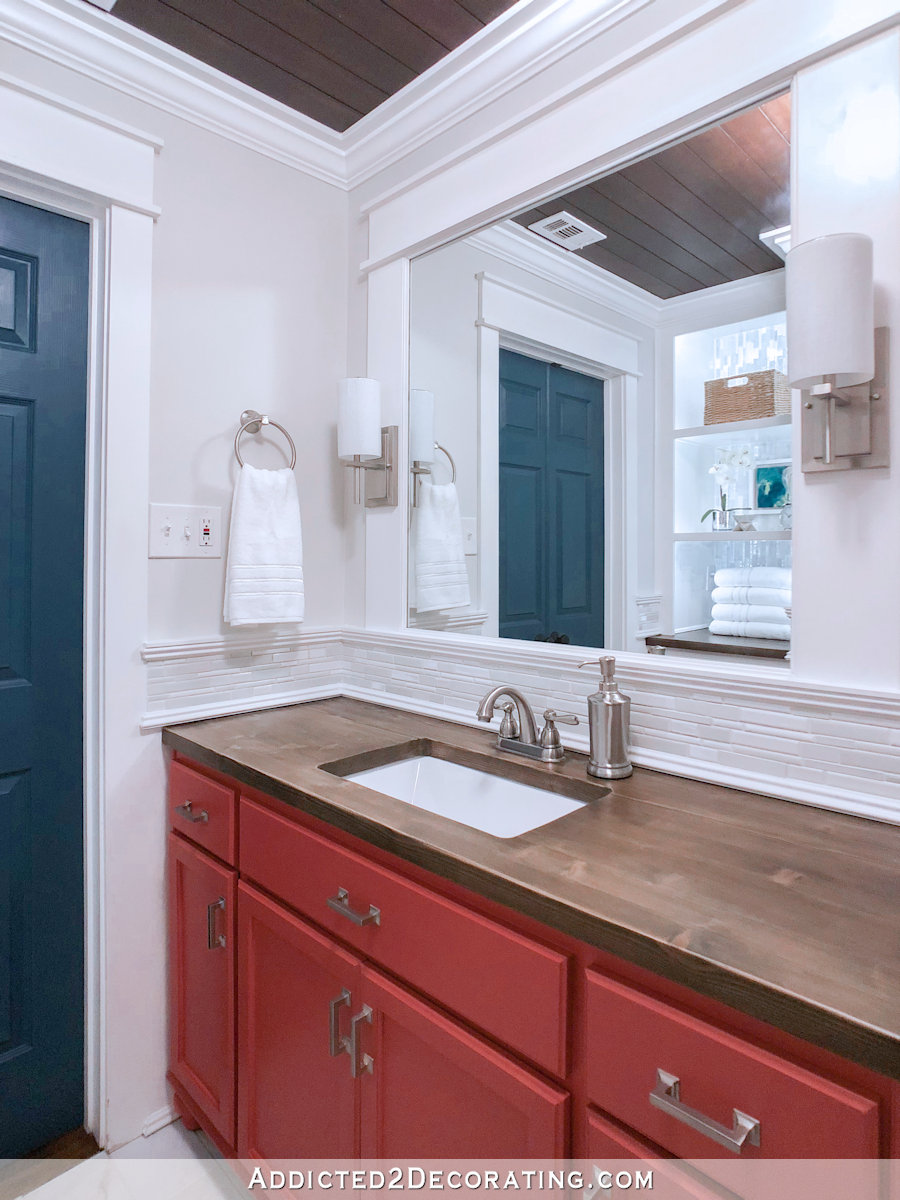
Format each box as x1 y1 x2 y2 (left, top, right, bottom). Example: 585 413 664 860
359 966 568 1158
238 884 359 1160
238 882 568 1160
168 833 236 1145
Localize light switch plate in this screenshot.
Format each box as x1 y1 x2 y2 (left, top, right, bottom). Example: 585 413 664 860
149 504 222 558
461 518 477 556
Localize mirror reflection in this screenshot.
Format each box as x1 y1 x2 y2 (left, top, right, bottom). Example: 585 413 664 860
408 93 793 663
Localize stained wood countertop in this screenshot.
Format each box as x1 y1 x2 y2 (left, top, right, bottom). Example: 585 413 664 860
162 697 900 1079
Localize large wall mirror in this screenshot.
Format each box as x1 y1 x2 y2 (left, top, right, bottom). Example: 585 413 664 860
407 92 794 665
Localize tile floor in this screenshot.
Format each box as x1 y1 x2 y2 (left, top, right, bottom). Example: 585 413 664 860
5 1122 244 1200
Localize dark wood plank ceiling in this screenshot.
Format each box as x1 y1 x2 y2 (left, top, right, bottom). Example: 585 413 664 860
105 0 520 131
514 94 791 299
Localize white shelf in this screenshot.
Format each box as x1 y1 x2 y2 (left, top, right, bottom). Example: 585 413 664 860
674 415 791 443
674 530 792 542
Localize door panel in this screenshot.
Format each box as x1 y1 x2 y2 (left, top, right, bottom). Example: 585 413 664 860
359 966 568 1159
0 195 89 1156
168 834 237 1145
499 351 603 645
238 883 360 1161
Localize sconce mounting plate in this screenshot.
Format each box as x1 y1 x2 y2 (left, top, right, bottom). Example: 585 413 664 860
801 327 889 473
364 425 398 508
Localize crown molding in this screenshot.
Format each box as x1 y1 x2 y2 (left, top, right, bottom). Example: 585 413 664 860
467 221 664 326
0 0 347 187
342 0 655 190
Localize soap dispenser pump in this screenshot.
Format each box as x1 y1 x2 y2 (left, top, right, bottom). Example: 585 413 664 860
579 656 633 779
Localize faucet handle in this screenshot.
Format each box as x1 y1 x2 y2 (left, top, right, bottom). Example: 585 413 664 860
543 708 579 726
540 709 579 750
497 701 519 740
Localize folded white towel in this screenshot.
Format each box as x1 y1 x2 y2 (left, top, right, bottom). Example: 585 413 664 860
414 479 471 613
714 567 792 590
224 464 304 626
711 603 792 624
709 620 791 640
711 586 792 607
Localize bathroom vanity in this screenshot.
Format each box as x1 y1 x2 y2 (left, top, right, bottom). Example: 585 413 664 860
162 698 899 1184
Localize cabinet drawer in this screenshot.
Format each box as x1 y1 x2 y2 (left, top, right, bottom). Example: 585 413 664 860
586 1109 720 1199
584 969 879 1160
240 797 569 1077
170 760 237 865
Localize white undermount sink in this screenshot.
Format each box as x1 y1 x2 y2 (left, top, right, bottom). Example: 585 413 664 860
345 754 589 839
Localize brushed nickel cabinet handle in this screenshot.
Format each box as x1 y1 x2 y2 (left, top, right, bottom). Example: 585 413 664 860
327 887 381 927
649 1069 760 1154
349 1005 373 1078
175 800 208 824
206 897 226 949
329 988 351 1058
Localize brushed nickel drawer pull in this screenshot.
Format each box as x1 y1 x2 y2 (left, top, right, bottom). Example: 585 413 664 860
649 1069 761 1154
175 800 208 824
349 1004 373 1078
329 989 351 1058
206 897 226 950
327 887 381 927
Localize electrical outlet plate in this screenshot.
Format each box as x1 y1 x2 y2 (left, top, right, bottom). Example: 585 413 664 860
149 504 222 558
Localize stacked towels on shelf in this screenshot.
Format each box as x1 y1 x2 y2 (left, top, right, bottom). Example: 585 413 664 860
709 566 791 641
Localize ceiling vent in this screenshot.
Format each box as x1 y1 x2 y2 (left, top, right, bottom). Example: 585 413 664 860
527 211 607 251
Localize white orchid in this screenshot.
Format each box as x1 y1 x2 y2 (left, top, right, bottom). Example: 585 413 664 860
702 446 751 523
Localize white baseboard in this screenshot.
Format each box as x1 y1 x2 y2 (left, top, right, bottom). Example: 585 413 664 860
141 1104 176 1138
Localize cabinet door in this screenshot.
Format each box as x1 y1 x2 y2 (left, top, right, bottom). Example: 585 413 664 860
359 966 568 1159
168 833 236 1145
238 883 361 1161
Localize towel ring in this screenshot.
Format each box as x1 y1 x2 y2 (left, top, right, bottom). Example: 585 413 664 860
434 442 456 483
234 409 296 469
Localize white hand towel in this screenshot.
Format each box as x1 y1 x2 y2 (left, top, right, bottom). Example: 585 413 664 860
414 479 471 612
713 567 792 590
709 620 791 640
224 464 304 626
711 603 792 625
711 586 792 607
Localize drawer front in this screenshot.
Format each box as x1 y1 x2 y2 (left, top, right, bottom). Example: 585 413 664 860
586 1109 721 1199
585 969 880 1160
170 760 237 864
240 797 569 1077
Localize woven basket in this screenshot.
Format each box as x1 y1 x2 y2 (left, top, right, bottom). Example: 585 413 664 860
703 369 791 425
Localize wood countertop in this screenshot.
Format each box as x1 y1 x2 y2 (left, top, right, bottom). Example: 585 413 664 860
162 697 900 1080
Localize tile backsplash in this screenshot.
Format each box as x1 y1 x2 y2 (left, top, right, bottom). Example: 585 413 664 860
143 626 900 824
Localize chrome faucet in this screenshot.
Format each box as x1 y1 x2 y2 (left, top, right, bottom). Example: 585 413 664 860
476 685 578 762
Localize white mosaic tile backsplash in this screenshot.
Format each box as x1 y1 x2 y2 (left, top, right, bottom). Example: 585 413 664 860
142 627 900 824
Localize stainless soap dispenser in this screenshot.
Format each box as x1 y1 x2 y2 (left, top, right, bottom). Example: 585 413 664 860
579 656 633 779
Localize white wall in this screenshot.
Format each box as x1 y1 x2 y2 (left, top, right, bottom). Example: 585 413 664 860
1 40 349 1148
791 30 900 688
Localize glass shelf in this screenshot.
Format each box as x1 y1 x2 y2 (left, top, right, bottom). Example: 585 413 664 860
674 414 791 443
674 530 791 542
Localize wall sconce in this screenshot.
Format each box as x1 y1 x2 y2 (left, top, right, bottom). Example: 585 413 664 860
786 233 889 473
337 377 397 507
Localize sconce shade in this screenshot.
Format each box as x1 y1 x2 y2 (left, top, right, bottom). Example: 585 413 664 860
409 389 435 464
786 233 874 388
338 377 382 461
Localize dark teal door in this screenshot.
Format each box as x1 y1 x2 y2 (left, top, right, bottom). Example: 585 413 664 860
0 196 89 1154
499 350 604 646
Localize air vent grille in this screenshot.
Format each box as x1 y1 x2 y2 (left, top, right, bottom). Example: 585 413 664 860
527 211 607 251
